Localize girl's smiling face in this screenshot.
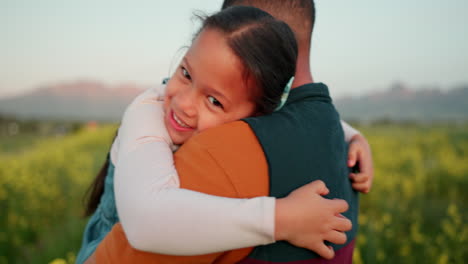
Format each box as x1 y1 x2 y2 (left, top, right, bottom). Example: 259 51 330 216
163 28 257 145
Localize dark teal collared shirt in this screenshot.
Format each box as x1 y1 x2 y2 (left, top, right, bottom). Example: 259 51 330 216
243 83 359 262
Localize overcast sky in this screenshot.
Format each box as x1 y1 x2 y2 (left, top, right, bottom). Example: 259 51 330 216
1 0 467 98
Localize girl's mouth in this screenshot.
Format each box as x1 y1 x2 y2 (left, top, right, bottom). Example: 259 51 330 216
169 110 194 132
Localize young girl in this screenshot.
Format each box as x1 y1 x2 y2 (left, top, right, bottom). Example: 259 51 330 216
77 6 359 263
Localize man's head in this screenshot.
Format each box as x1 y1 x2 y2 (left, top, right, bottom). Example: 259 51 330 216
222 0 315 86
222 0 315 52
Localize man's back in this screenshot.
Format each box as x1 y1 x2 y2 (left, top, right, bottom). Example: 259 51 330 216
241 83 359 263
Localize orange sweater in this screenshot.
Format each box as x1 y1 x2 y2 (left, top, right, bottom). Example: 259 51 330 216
94 121 269 264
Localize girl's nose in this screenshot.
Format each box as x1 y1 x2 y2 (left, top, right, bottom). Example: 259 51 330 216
174 88 197 117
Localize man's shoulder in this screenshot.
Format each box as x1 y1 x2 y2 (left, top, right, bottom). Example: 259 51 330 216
245 99 342 146
175 121 269 198
189 121 259 149
245 83 339 130
177 120 266 173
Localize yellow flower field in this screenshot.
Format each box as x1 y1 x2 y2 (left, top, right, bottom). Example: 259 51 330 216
0 125 116 264
0 123 467 263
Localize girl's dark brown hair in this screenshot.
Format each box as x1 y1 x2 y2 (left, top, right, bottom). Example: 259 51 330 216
200 6 297 114
83 136 115 217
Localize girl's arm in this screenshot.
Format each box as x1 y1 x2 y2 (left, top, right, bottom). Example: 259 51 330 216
115 86 350 256
115 86 275 255
339 120 374 193
340 120 360 142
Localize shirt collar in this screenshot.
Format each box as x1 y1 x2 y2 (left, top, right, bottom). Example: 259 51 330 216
285 82 331 106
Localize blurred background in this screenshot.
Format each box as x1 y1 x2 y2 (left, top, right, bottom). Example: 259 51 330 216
1 0 467 263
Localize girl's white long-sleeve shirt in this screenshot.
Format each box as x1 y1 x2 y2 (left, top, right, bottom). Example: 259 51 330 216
111 85 360 256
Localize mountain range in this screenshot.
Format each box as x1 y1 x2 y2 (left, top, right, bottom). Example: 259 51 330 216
1 81 467 122
0 81 145 122
335 83 468 122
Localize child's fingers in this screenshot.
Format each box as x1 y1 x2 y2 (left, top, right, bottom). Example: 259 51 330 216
324 230 348 245
352 182 370 194
314 244 335 260
359 155 373 174
350 169 373 192
331 214 352 232
330 198 349 214
308 180 329 196
347 145 358 167
349 172 369 183
361 160 374 187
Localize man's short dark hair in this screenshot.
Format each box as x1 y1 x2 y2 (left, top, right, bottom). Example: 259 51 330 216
221 0 315 45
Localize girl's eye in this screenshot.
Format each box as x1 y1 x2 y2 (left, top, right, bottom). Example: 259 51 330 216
181 67 191 80
208 96 223 109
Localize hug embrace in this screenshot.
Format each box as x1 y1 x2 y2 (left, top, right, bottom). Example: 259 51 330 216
77 1 374 263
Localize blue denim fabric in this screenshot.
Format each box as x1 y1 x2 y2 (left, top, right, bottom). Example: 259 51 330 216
76 161 119 264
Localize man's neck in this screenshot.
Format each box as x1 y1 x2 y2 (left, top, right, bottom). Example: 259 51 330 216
291 50 313 89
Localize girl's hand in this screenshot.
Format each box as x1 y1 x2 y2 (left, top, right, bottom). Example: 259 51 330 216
347 134 374 193
274 180 352 259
